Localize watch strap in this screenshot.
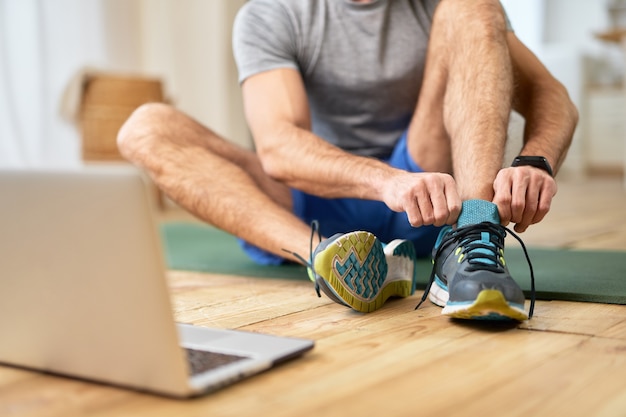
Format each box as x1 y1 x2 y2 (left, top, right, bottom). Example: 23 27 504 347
511 156 554 177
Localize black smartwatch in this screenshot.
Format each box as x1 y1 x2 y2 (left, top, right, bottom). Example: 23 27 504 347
511 156 553 177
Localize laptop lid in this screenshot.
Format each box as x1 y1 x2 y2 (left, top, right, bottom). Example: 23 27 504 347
0 167 313 397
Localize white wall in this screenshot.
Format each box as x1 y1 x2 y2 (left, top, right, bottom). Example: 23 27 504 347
544 0 610 46
139 0 249 148
500 0 545 54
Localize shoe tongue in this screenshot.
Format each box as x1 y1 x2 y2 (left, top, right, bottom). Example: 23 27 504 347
456 200 502 267
457 199 500 228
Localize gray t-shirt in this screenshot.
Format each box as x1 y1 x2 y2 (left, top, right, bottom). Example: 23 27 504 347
233 0 509 158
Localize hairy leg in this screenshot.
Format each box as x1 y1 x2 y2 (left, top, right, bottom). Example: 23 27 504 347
407 0 513 201
117 103 314 263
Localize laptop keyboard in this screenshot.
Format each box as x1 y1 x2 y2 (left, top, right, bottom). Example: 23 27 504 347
184 347 249 376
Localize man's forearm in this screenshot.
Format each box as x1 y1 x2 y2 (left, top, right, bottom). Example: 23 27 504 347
256 120 397 201
506 32 579 175
516 80 579 175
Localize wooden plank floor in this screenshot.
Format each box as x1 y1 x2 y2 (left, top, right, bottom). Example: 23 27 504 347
1 177 626 417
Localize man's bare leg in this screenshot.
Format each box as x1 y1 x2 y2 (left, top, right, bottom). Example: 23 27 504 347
117 103 314 263
407 0 513 199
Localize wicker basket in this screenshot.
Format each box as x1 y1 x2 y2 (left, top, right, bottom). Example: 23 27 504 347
79 74 164 161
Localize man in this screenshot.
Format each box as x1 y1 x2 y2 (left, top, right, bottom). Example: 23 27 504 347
117 0 578 320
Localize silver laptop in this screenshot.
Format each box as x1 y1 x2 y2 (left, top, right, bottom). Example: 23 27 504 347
0 167 313 398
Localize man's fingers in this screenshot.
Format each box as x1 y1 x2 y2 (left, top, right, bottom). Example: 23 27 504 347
444 177 462 225
493 171 513 226
517 181 540 231
423 174 460 226
510 171 530 225
494 167 558 233
400 173 459 227
406 204 425 227
530 181 555 225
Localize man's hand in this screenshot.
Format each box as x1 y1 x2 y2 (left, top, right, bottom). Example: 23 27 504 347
492 166 557 233
383 172 461 228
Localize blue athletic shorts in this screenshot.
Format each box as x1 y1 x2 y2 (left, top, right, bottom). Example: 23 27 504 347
238 131 442 265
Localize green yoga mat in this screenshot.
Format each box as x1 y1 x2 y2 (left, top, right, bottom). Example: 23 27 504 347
160 222 626 305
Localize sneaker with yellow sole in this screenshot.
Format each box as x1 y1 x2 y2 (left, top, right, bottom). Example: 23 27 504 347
416 199 536 321
309 229 418 313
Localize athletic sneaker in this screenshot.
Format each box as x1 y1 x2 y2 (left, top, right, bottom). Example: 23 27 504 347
416 199 536 321
296 222 418 313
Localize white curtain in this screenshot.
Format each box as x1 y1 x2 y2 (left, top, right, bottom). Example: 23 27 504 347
0 0 48 167
139 0 248 148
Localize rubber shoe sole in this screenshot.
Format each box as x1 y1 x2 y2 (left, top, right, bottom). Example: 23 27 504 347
441 289 529 321
313 231 417 313
428 275 528 321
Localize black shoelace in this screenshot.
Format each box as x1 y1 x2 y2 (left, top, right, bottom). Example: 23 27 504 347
283 222 352 307
415 222 536 318
282 220 325 297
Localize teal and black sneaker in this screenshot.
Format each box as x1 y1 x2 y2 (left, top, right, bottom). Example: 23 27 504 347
296 223 418 313
416 200 536 321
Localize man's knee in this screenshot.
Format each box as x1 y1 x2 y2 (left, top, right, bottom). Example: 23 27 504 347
117 102 175 161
